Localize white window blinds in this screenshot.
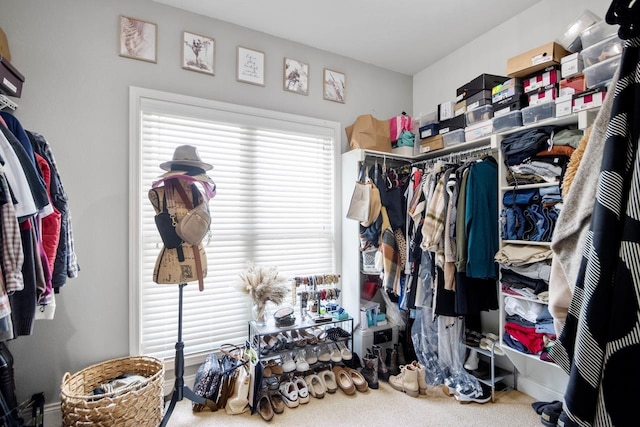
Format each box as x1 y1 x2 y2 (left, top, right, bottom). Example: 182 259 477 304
129 88 340 362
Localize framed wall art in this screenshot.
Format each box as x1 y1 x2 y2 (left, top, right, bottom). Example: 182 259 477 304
182 31 215 75
119 15 157 63
323 68 346 103
236 46 265 86
283 57 309 95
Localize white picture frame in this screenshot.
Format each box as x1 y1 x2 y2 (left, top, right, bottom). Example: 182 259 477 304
119 15 157 63
237 46 265 86
323 68 346 103
182 31 215 75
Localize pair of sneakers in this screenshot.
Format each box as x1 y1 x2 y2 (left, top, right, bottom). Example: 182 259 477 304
281 350 310 372
279 376 310 408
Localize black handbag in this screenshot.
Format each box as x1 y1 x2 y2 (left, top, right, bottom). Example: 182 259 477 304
153 189 183 249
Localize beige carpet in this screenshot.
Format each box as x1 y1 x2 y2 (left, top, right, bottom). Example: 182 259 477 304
166 382 544 426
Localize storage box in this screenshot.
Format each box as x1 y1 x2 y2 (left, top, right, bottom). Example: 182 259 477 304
493 101 526 117
0 56 24 98
580 19 619 50
443 128 465 147
438 101 456 121
528 84 558 106
522 102 556 125
580 35 623 68
572 87 607 112
583 55 621 89
465 104 493 126
464 89 492 109
454 100 467 117
492 78 523 104
353 323 398 360
464 119 493 141
561 52 584 78
555 94 574 117
457 73 509 99
438 115 465 134
419 122 439 139
420 134 444 153
523 66 561 93
506 42 571 78
556 9 600 52
559 74 586 96
391 146 414 157
493 110 523 132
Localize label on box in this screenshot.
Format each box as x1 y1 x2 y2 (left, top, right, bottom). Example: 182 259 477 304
492 86 522 103
532 53 553 66
438 127 450 135
2 77 16 94
492 78 520 95
439 101 455 121
420 129 433 138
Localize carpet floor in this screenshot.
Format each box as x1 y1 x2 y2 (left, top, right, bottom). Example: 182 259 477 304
165 381 545 426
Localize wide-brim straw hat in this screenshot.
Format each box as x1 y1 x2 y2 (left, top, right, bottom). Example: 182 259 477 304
159 145 213 171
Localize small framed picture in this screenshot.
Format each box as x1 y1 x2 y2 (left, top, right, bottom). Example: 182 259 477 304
119 15 157 63
283 57 309 95
323 68 346 103
182 31 215 75
237 46 265 86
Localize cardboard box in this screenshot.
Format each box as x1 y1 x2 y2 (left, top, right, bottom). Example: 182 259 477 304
560 74 586 96
523 66 561 93
0 26 9 61
506 42 570 78
438 115 465 134
528 84 558 106
454 100 466 117
555 94 573 117
438 101 455 121
0 55 24 98
420 134 444 153
561 52 584 78
572 86 606 112
456 73 509 99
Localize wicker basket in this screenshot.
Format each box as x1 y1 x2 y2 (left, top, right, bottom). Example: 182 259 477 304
60 355 164 427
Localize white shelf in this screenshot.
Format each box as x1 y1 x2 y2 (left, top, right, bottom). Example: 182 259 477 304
500 182 560 191
501 240 551 247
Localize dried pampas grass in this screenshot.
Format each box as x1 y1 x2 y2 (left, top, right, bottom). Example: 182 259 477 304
237 262 289 321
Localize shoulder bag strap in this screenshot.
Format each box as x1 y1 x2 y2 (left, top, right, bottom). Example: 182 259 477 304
171 180 205 292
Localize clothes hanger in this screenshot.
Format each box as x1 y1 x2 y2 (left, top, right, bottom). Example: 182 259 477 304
606 0 640 39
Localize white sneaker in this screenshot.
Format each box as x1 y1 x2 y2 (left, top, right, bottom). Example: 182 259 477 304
281 352 296 373
293 377 310 404
464 349 479 371
295 349 310 372
279 380 299 408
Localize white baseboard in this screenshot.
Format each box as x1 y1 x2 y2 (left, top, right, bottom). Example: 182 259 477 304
515 376 565 403
44 373 198 426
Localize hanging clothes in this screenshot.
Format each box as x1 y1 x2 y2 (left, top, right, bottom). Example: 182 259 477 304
549 35 640 426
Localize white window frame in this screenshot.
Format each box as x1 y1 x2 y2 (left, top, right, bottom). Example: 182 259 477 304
128 86 342 368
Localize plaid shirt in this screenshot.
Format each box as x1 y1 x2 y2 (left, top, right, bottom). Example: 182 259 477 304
0 168 24 318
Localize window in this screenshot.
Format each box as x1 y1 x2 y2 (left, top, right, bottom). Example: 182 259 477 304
129 87 340 365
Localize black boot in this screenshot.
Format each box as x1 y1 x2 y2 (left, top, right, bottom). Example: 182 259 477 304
389 345 399 376
0 343 17 418
361 354 379 389
373 345 389 381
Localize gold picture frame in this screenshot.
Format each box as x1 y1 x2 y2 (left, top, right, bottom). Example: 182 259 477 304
119 15 157 63
237 46 265 86
323 68 345 103
283 57 309 95
182 31 215 75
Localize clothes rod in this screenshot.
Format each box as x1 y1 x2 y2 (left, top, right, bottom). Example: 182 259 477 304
411 144 494 166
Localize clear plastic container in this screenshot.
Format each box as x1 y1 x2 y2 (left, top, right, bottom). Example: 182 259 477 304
493 111 523 133
556 9 600 52
580 20 619 50
465 104 493 126
580 34 623 68
522 102 556 125
464 119 493 141
443 129 465 147
583 55 622 89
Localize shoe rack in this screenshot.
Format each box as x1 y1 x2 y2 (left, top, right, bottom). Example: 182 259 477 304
247 317 354 373
464 341 514 403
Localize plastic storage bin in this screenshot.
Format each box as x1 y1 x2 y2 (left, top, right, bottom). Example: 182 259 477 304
556 9 600 52
493 111 523 133
465 104 493 126
583 55 621 89
443 129 465 147
580 35 623 68
522 102 556 125
464 119 493 141
580 20 619 50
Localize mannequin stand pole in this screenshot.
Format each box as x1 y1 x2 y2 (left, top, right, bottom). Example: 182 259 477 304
160 283 206 427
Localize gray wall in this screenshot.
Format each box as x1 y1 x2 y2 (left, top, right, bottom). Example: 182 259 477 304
0 0 412 406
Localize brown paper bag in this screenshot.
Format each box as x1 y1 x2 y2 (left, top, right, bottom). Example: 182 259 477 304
346 114 391 152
